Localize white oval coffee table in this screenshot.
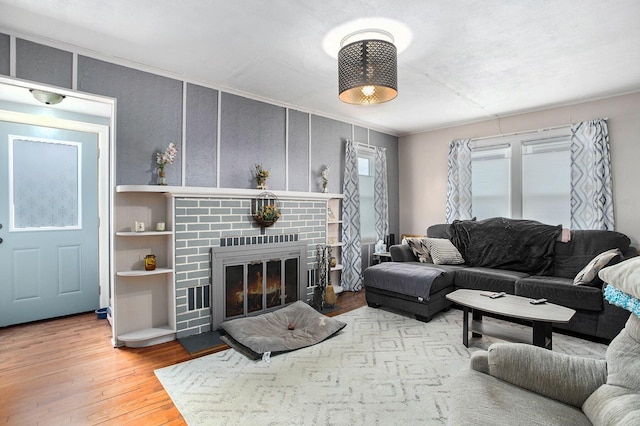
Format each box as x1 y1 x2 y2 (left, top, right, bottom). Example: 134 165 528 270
446 289 576 350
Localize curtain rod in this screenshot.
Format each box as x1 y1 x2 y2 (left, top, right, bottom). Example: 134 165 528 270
469 117 608 143
347 139 377 152
470 124 570 142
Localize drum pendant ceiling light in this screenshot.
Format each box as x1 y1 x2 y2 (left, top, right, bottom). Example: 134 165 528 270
338 29 397 105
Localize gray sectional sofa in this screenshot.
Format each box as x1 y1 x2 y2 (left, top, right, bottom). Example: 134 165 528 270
364 218 637 341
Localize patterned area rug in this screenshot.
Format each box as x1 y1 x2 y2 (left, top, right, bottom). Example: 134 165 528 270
155 306 607 425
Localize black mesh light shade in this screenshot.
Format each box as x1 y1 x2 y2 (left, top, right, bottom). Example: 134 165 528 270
338 39 397 105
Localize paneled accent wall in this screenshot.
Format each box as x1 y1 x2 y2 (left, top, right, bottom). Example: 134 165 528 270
174 196 327 337
0 31 400 240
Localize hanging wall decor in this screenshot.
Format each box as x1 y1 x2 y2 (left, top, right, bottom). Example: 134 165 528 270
251 191 281 228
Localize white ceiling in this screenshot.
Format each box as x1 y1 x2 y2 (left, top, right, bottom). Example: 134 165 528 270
1 0 639 136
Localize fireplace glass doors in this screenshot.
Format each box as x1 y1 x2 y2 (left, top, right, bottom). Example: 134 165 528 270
224 257 299 320
211 241 308 327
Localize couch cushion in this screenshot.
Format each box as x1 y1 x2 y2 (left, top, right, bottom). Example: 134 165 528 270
454 267 529 293
389 244 418 262
405 237 431 263
423 237 465 265
447 369 592 426
554 230 632 279
600 256 640 305
515 276 603 311
583 384 640 426
573 248 622 286
426 223 452 239
364 262 455 296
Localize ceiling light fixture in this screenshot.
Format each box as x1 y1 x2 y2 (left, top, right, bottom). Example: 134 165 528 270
338 29 397 105
30 89 65 105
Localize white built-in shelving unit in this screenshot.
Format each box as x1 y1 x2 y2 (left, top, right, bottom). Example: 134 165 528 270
111 186 175 347
327 196 344 294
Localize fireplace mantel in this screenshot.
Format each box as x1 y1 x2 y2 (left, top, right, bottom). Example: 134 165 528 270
116 185 343 201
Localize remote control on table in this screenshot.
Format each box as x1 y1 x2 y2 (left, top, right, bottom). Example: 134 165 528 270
490 292 506 299
530 298 547 305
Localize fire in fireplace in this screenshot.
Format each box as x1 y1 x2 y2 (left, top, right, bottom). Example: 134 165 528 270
224 258 299 318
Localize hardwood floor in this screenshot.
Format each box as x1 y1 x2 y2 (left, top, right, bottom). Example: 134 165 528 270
0 290 366 425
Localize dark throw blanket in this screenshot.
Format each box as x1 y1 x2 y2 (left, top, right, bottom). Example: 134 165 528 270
219 301 346 360
364 262 445 300
450 217 562 275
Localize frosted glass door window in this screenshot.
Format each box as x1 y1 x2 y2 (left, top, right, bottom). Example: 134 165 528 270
10 137 82 230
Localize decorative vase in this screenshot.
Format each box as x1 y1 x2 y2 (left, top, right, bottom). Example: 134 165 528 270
324 284 337 306
157 168 167 185
256 179 267 190
144 254 156 271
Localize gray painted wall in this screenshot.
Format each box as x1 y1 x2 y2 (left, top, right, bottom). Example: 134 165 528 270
0 33 9 76
16 39 73 89
310 115 350 194
288 109 310 192
77 56 184 186
354 126 368 142
185 83 218 187
0 32 400 241
220 93 286 190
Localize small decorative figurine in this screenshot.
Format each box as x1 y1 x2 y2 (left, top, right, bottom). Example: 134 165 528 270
321 165 330 193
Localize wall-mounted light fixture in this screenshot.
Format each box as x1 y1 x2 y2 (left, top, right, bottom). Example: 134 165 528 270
338 29 397 105
30 89 65 105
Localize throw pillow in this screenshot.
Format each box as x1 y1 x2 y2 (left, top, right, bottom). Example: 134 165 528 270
424 238 465 265
574 248 622 286
405 237 431 263
600 256 640 302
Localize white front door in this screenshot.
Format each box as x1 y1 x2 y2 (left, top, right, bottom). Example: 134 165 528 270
0 121 99 326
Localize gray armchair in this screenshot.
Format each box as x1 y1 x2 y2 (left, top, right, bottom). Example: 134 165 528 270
448 302 640 425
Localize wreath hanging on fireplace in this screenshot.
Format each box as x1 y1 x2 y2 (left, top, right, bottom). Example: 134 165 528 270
251 192 281 227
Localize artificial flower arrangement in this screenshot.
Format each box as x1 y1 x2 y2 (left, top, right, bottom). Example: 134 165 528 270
256 203 280 221
252 200 281 227
254 164 269 189
156 143 178 185
157 142 178 171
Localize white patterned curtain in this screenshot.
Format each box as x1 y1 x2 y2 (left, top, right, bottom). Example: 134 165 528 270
374 146 389 241
445 139 473 223
570 119 614 230
341 140 363 291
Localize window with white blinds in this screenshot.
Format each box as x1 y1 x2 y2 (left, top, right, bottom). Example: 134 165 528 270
471 145 511 219
522 138 571 226
471 129 572 227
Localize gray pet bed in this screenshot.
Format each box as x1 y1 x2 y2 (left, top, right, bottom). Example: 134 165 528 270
219 300 347 360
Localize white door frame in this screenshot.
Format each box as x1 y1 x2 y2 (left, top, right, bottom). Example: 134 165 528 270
0 79 115 309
